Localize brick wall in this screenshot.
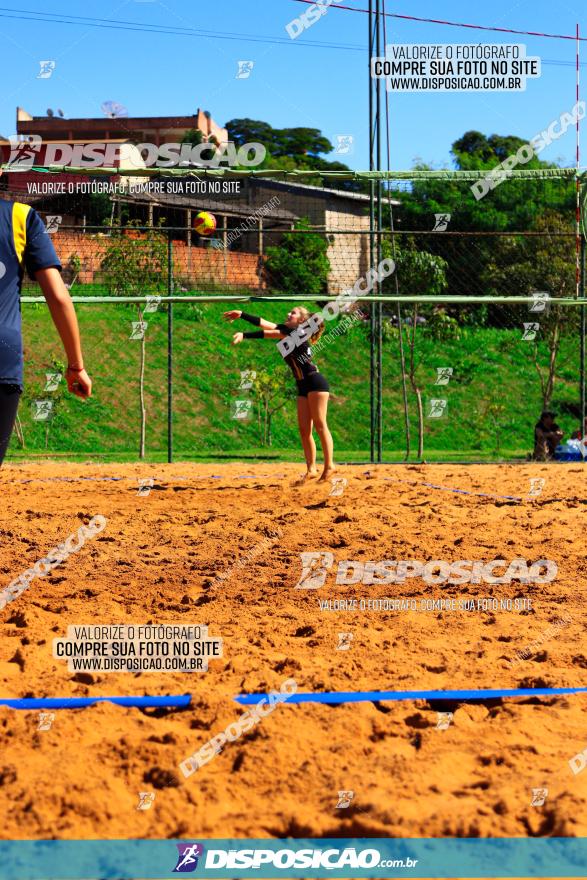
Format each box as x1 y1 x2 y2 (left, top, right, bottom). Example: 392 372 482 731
49 231 262 290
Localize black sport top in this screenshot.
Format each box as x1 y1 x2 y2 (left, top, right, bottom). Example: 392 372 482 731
276 323 320 381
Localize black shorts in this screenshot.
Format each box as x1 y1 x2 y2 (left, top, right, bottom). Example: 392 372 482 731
0 384 21 465
296 372 330 397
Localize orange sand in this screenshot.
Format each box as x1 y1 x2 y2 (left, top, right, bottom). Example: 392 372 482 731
0 461 586 841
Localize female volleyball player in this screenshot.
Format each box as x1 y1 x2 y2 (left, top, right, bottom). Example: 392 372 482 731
0 198 92 465
223 307 334 481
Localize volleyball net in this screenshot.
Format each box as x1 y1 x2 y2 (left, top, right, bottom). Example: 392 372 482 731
10 167 587 462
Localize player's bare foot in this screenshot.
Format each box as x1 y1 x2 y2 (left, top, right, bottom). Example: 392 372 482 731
319 467 336 482
294 468 319 485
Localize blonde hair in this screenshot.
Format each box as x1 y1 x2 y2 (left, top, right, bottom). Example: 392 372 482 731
295 307 325 344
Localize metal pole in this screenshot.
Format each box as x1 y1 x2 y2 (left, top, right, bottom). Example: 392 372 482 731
376 0 383 462
576 24 581 300
581 235 586 437
369 0 376 463
22 295 587 305
167 232 174 463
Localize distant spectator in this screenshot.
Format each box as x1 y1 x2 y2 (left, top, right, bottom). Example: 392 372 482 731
571 416 587 441
534 411 563 461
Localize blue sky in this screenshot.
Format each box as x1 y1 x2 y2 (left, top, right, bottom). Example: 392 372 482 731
0 0 585 170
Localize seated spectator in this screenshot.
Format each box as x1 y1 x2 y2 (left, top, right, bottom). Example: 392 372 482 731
534 411 563 461
571 416 587 441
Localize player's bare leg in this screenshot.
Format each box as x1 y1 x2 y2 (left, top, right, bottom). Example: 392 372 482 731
296 396 318 482
308 391 335 481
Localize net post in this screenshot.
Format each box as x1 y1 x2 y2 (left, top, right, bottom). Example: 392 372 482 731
581 233 586 438
167 231 174 464
368 0 376 464
376 0 383 464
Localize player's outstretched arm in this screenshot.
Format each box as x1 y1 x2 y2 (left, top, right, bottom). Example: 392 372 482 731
223 310 277 330
232 328 285 345
35 267 92 399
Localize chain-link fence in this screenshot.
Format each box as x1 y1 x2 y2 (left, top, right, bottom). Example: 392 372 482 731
10 170 587 462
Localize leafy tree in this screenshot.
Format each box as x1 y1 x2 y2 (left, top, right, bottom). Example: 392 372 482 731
250 369 296 446
226 119 331 159
181 127 204 147
264 219 330 298
390 131 575 323
484 211 578 408
87 192 113 226
21 357 66 450
42 358 66 449
452 130 546 170
100 222 168 297
225 119 276 150
180 127 217 162
225 118 365 190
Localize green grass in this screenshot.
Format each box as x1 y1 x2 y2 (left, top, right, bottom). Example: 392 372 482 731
12 298 582 462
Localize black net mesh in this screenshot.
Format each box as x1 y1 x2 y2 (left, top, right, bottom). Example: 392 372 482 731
6 170 584 461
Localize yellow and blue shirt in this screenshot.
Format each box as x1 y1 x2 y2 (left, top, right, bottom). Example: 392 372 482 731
0 201 61 385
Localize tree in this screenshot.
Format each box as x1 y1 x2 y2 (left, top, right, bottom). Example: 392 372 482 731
390 131 575 322
101 223 168 457
100 223 168 298
181 127 204 147
225 118 365 190
226 119 332 159
43 358 66 449
87 192 113 226
381 240 449 459
251 369 296 446
180 127 217 162
65 253 82 290
484 211 578 409
264 219 330 298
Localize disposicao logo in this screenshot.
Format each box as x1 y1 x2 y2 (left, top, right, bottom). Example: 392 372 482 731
173 843 205 873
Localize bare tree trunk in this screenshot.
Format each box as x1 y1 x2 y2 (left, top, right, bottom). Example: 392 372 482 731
415 388 424 459
544 322 560 408
14 414 24 448
408 305 424 460
532 346 548 407
532 318 561 410
138 308 146 459
396 306 411 460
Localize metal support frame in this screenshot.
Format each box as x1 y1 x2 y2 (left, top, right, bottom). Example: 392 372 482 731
368 0 384 462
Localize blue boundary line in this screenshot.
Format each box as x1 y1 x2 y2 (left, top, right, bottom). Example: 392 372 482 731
0 695 192 709
235 687 587 705
379 475 522 501
3 687 586 711
5 474 284 485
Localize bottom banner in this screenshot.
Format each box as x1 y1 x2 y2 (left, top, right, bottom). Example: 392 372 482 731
0 838 586 878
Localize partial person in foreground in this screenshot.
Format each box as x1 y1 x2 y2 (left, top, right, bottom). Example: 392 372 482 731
223 307 334 481
0 196 92 465
571 416 587 441
533 410 563 461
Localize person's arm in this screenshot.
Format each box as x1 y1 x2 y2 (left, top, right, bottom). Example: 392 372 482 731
35 268 92 398
223 310 277 331
232 328 285 345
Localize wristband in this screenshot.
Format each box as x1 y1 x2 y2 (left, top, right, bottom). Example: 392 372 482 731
67 365 84 372
243 330 264 339
240 312 261 326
